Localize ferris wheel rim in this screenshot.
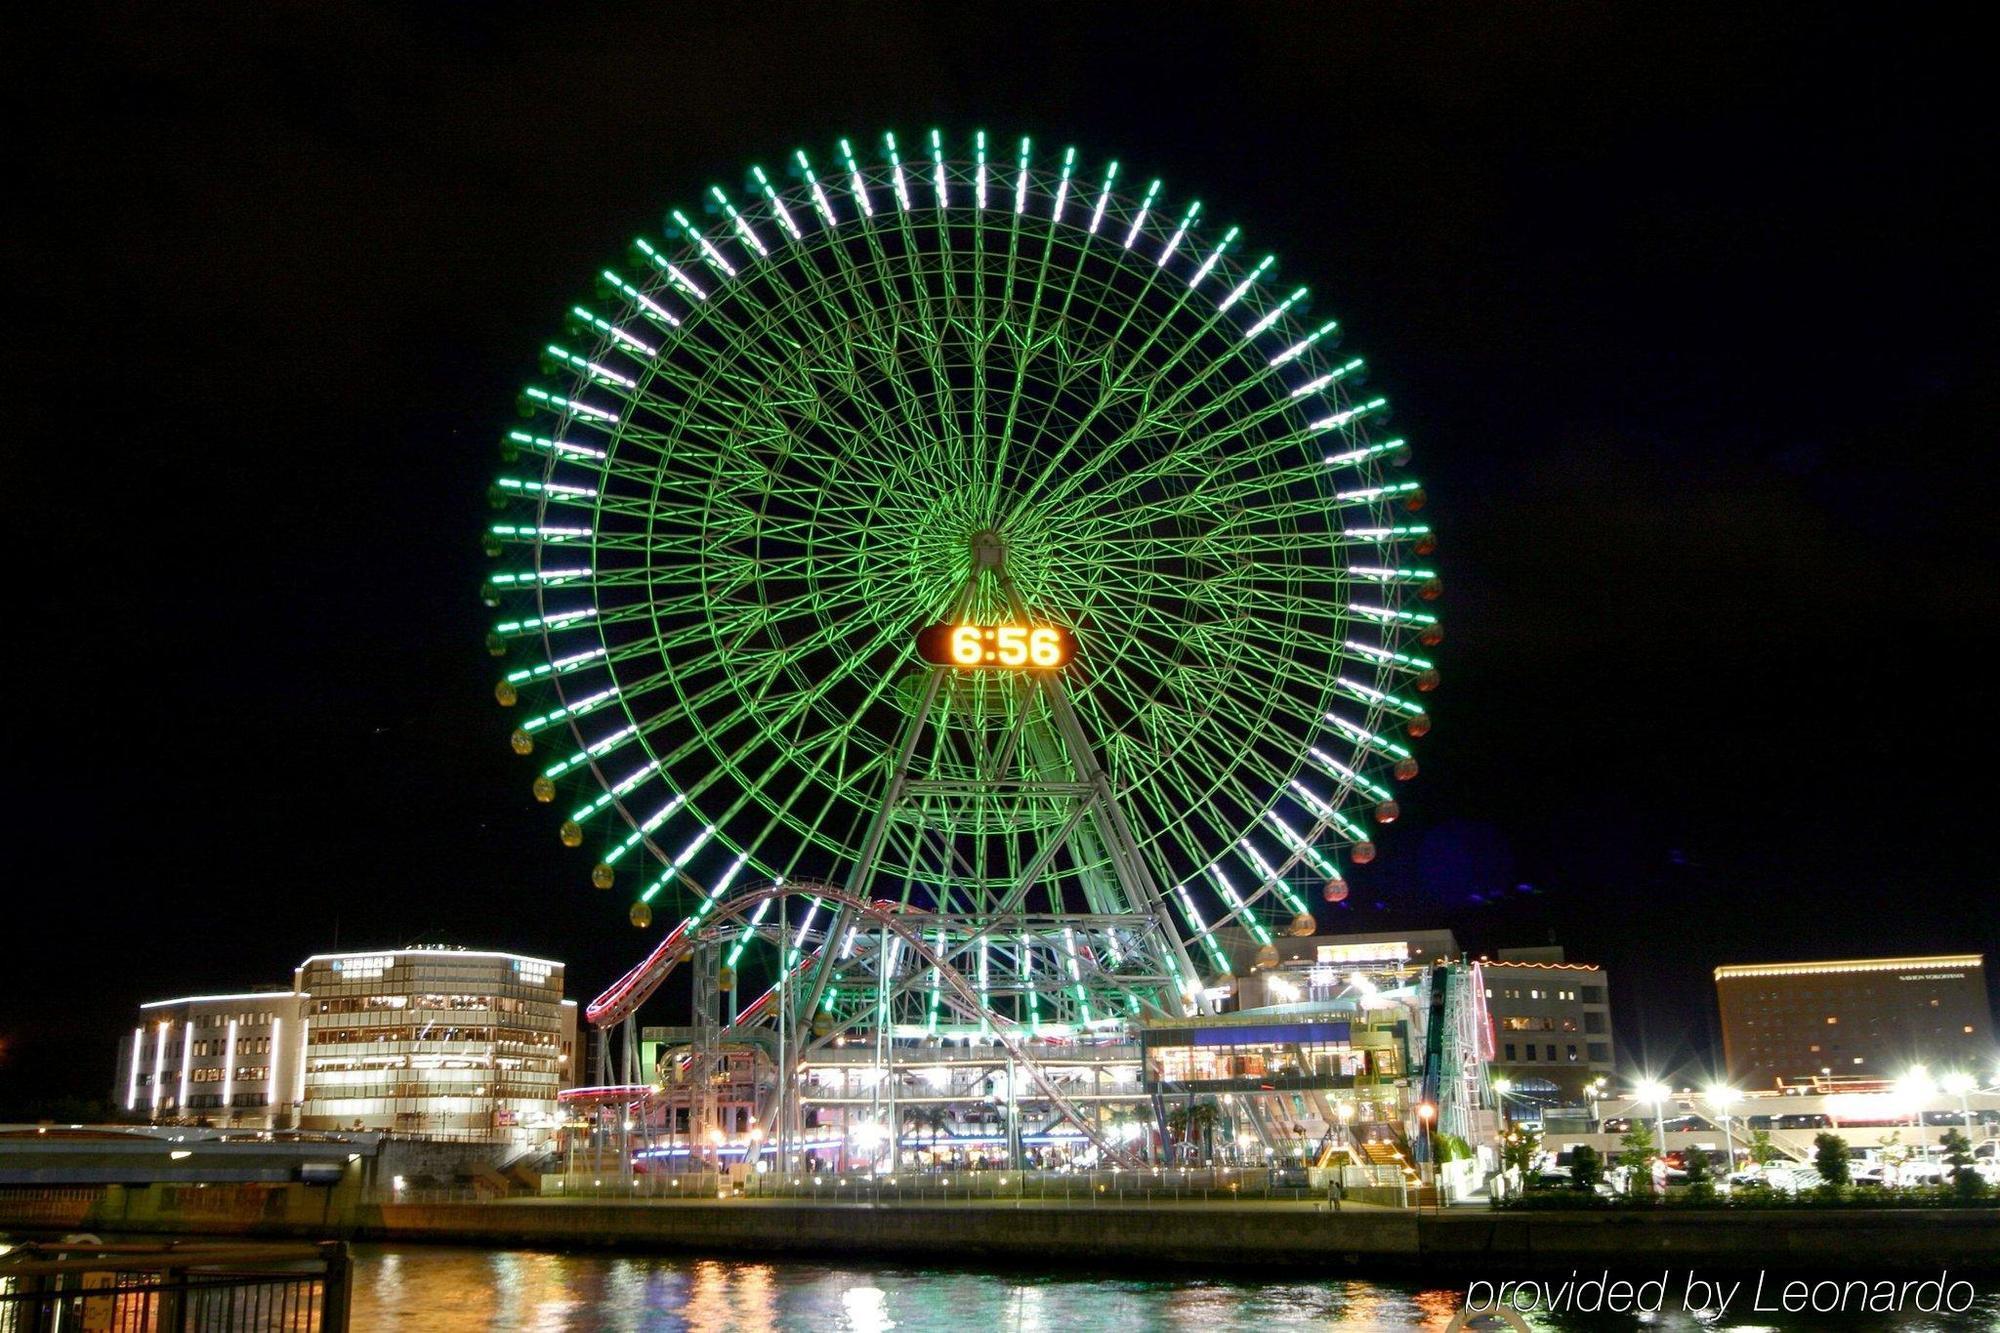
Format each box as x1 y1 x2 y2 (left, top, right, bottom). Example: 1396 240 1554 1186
489 128 1438 981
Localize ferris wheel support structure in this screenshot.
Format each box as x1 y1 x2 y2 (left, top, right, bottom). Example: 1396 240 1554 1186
485 127 1443 1169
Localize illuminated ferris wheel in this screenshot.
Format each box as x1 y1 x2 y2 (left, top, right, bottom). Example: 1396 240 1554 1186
484 129 1438 1041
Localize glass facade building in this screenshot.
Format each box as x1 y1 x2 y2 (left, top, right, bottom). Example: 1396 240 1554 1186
115 947 579 1142
295 949 578 1136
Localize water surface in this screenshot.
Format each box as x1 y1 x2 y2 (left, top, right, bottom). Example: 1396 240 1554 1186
348 1244 2000 1331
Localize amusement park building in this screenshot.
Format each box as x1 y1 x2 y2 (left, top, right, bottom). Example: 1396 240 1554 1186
1716 954 1993 1088
113 947 580 1141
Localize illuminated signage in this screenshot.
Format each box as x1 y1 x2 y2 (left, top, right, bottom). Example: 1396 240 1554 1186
915 623 1075 669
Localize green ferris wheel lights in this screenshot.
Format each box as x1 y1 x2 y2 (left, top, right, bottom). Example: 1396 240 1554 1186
486 129 1438 1031
750 166 803 242
837 138 872 216
1292 357 1366 400
1188 224 1238 287
1271 318 1340 367
1122 177 1161 247
710 186 770 258
1088 159 1117 233
1244 285 1307 340
1157 198 1200 267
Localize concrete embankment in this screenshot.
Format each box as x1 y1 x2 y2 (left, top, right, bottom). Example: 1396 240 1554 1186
5 1187 1999 1275
368 1199 2000 1274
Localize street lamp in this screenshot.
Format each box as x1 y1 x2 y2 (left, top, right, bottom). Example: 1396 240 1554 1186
1940 1071 1976 1137
1704 1084 1740 1185
1897 1066 1935 1153
1635 1080 1671 1161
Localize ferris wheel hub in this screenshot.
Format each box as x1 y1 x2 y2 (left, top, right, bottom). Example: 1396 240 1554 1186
969 528 1006 571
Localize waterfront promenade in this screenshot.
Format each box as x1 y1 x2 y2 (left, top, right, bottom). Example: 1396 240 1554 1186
6 1185 1998 1276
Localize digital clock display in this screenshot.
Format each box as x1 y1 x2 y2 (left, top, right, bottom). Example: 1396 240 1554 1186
915 623 1075 669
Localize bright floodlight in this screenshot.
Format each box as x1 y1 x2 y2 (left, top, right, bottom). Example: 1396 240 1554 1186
1635 1080 1671 1104
1491 1076 1513 1094
1898 1066 1935 1099
1939 1071 1975 1097
1703 1083 1740 1109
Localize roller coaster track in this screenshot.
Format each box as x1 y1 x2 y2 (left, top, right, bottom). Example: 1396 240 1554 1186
585 881 1142 1167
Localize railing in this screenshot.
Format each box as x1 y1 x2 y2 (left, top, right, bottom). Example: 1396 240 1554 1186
536 1167 1345 1204
0 1240 349 1332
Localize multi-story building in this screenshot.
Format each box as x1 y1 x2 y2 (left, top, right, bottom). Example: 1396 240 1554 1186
1218 928 1462 1010
1715 953 1994 1087
1480 946 1615 1104
295 948 578 1136
113 946 580 1141
113 989 305 1129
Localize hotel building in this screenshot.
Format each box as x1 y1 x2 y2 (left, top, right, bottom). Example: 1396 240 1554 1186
1716 954 1994 1087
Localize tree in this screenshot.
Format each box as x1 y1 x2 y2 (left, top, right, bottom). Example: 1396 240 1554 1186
1166 1101 1221 1164
1616 1125 1658 1196
1188 1101 1220 1163
1876 1131 1910 1188
1748 1129 1781 1168
1682 1145 1716 1201
1501 1125 1542 1185
1812 1131 1851 1189
1940 1128 1988 1200
1569 1144 1604 1194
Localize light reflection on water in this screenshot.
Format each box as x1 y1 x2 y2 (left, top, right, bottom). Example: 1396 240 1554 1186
347 1245 2000 1332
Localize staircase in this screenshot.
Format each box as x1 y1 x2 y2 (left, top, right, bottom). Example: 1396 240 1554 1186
1357 1140 1405 1170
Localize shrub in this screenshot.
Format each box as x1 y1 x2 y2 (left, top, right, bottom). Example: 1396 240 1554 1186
1569 1144 1604 1193
1812 1132 1851 1188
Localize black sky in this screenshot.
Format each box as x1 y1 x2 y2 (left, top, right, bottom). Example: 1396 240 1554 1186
6 3 1996 1111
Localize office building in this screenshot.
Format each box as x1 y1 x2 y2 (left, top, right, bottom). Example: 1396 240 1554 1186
114 990 305 1129
1480 946 1615 1104
113 946 579 1141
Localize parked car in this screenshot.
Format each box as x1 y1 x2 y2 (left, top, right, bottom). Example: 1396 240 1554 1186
1731 1163 1819 1193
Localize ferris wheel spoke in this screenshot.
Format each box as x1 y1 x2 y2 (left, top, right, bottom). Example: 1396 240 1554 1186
994 204 1189 525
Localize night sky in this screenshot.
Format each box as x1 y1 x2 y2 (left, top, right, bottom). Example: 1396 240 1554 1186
8 5 1995 1113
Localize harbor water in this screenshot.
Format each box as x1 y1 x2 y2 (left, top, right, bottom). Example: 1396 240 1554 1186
347 1244 2000 1331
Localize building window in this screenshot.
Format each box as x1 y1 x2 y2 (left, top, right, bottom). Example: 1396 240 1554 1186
1584 1013 1605 1034
1587 1043 1610 1063
1566 1045 1578 1062
1580 987 1605 1005
1504 1044 1516 1062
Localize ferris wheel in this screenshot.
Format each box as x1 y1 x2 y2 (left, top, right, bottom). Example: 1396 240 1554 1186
484 129 1438 1039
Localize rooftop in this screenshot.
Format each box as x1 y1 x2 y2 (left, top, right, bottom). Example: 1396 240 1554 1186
1714 954 1984 980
